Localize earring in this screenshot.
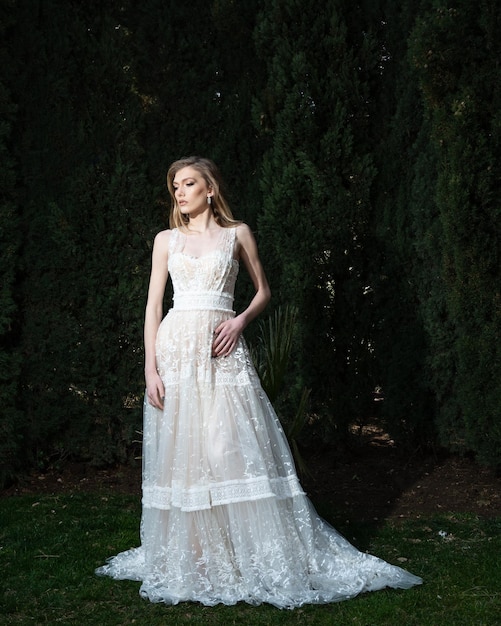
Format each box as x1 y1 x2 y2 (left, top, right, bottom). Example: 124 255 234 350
207 196 212 206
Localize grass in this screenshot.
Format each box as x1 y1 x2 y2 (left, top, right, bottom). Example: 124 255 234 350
1 493 499 625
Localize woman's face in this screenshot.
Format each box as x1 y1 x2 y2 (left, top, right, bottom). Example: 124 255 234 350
172 166 212 217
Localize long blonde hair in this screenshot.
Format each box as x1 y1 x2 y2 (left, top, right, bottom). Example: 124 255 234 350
166 156 240 229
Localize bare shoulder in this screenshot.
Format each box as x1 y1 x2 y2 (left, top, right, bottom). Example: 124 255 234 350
153 229 172 250
235 222 255 244
235 223 261 263
150 229 171 265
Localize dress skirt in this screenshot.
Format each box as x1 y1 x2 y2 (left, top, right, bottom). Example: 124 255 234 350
95 227 422 608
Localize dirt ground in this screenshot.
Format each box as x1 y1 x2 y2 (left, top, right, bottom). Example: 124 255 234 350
3 425 500 522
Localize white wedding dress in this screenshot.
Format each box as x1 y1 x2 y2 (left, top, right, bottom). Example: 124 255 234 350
96 226 422 608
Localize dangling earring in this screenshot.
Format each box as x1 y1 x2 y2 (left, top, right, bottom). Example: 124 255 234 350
207 196 212 206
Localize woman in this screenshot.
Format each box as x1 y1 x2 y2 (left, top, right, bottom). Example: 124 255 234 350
96 156 422 608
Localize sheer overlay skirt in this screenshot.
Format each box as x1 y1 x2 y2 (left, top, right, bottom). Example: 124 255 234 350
96 307 422 607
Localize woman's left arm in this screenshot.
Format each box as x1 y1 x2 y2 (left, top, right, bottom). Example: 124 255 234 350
212 224 271 357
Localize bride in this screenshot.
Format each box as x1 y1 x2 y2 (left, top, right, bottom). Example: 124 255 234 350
96 156 422 608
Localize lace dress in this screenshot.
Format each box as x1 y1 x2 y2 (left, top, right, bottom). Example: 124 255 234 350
95 226 422 608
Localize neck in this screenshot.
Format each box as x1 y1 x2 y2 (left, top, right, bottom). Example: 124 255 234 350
186 212 217 233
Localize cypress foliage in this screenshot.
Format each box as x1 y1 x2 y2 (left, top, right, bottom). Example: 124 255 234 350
9 0 153 468
410 1 501 466
56 7 154 466
122 0 264 221
254 0 379 440
0 1 23 484
369 0 440 449
120 0 221 177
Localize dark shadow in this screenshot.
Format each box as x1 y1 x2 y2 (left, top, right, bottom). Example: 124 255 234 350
299 424 501 551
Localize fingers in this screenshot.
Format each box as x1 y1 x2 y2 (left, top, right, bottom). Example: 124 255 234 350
147 379 165 409
212 322 239 357
148 393 163 409
212 334 231 357
156 392 165 410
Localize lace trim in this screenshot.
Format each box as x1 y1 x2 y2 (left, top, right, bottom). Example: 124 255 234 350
169 227 237 259
161 369 258 387
173 290 234 311
142 475 305 512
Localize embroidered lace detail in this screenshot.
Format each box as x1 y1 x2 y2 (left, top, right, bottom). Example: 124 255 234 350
210 475 305 505
142 475 305 512
143 484 211 511
95 223 423 608
173 291 234 311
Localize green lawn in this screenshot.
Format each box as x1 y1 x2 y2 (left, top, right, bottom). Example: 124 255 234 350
1 493 499 625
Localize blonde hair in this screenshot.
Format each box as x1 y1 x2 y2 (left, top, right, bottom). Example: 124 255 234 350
166 156 240 229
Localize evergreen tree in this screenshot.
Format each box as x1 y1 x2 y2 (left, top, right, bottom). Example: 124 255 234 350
369 0 439 449
410 1 501 466
10 0 153 467
0 1 23 485
122 0 263 214
254 0 380 440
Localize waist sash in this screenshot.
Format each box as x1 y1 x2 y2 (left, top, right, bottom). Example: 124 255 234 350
172 291 234 312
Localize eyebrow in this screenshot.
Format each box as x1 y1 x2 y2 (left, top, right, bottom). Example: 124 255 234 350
173 176 196 185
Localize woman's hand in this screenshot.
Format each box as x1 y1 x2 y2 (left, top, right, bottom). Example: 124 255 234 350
212 317 245 358
145 370 165 409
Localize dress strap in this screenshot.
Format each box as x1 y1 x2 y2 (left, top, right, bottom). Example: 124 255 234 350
221 226 237 261
168 228 183 256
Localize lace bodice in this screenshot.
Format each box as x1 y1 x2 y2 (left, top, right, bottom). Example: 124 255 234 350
168 227 239 311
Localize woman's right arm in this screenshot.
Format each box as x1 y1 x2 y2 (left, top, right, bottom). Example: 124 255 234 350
144 230 170 409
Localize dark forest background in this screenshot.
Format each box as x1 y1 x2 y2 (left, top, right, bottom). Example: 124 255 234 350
1 0 500 486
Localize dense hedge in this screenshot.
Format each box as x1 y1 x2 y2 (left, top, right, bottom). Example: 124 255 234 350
409 1 501 465
0 2 22 481
1 0 500 484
